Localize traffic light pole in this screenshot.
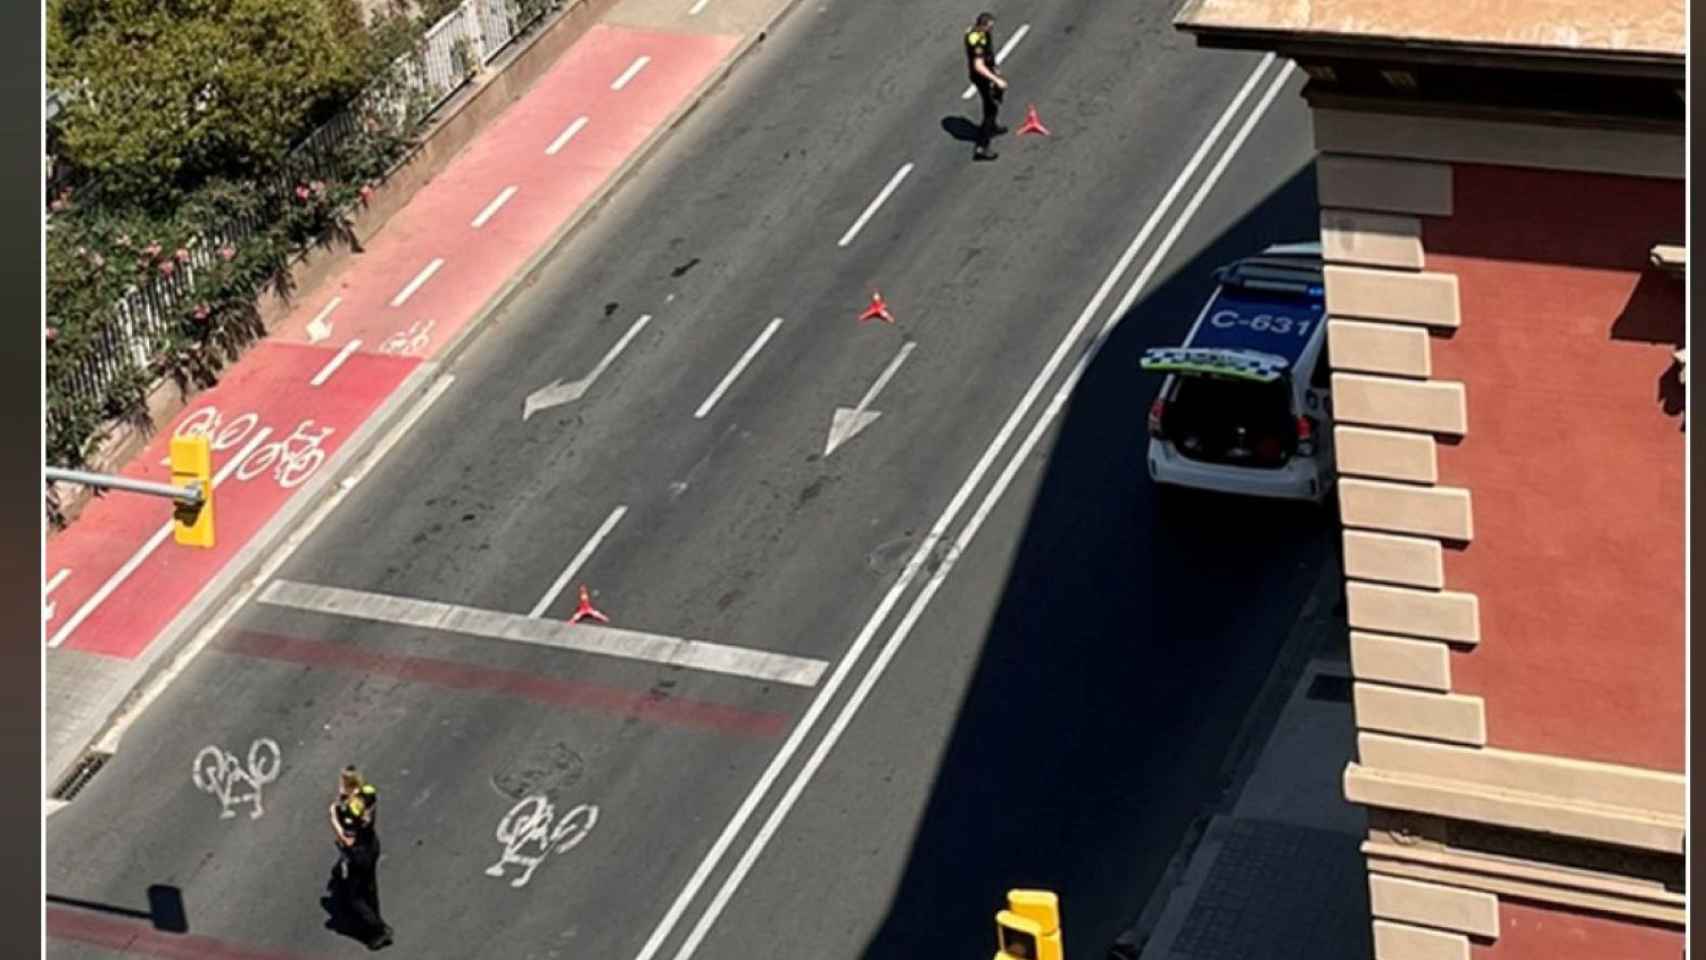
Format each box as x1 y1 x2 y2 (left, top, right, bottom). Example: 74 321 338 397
45 467 205 506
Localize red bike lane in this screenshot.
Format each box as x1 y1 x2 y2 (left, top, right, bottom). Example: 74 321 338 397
269 25 739 361
45 23 740 663
47 343 419 659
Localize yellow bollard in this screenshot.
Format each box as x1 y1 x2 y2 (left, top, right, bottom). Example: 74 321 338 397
994 889 1062 960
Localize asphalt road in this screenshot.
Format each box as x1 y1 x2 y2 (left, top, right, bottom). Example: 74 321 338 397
45 0 1330 956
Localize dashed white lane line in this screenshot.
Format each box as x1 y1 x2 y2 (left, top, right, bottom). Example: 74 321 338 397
47 427 272 649
530 505 628 618
961 23 1031 100
390 258 445 307
687 0 710 14
471 186 519 229
310 339 364 387
695 317 783 419
612 56 651 91
259 579 829 687
546 116 590 156
837 163 914 248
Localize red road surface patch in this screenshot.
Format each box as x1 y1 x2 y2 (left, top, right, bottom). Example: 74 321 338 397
223 631 789 738
47 904 310 960
47 342 419 659
266 25 739 360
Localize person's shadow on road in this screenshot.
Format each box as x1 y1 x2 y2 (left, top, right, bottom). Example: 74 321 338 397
940 116 982 143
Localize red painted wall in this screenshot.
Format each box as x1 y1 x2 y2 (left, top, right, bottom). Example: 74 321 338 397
1421 163 1684 772
1469 899 1682 960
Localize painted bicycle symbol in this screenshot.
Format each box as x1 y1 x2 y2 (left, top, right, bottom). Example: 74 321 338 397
174 406 261 452
484 794 600 888
166 406 334 489
378 318 436 355
192 738 282 820
235 419 332 488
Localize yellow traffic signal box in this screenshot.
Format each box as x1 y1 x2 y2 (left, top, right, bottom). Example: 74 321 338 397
994 889 1062 960
170 435 214 548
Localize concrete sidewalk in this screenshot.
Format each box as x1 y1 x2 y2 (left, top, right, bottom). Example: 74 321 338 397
1116 554 1372 960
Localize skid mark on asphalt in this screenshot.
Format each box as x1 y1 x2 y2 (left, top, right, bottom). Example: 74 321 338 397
219 631 790 738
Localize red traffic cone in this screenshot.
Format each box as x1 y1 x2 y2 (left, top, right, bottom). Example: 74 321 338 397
858 291 895 325
568 584 609 624
1017 104 1050 137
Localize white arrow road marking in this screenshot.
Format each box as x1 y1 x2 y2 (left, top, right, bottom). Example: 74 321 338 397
825 341 915 457
306 297 341 344
695 318 783 419
523 314 652 420
44 568 70 623
259 579 828 687
961 23 1030 100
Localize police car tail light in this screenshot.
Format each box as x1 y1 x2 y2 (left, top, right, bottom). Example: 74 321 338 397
1296 415 1317 455
1148 398 1166 438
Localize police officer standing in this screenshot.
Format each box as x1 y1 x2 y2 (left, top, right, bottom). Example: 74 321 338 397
965 12 1009 161
329 766 394 950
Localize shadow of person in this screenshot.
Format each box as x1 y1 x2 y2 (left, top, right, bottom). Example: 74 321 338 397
941 116 982 143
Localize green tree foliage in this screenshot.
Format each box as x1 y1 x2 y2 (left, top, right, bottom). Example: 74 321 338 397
47 0 414 207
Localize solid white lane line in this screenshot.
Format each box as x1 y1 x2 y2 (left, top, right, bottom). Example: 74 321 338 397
311 339 363 387
390 258 445 307
694 318 783 419
687 0 710 14
611 56 651 91
631 51 1279 960
961 23 1031 99
546 116 590 156
471 186 519 228
260 579 828 687
670 60 1298 960
837 163 914 248
530 505 628 618
47 427 273 649
45 569 71 595
91 375 457 755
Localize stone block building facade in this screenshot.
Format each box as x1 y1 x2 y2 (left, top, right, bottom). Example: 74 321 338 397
1175 2 1686 957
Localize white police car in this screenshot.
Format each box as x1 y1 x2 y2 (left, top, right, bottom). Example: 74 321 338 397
1140 242 1334 504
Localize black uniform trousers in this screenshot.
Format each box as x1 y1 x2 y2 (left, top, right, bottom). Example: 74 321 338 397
972 76 1003 150
339 833 388 942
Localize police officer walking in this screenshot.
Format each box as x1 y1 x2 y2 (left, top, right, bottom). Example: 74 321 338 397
329 766 394 951
965 11 1009 161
